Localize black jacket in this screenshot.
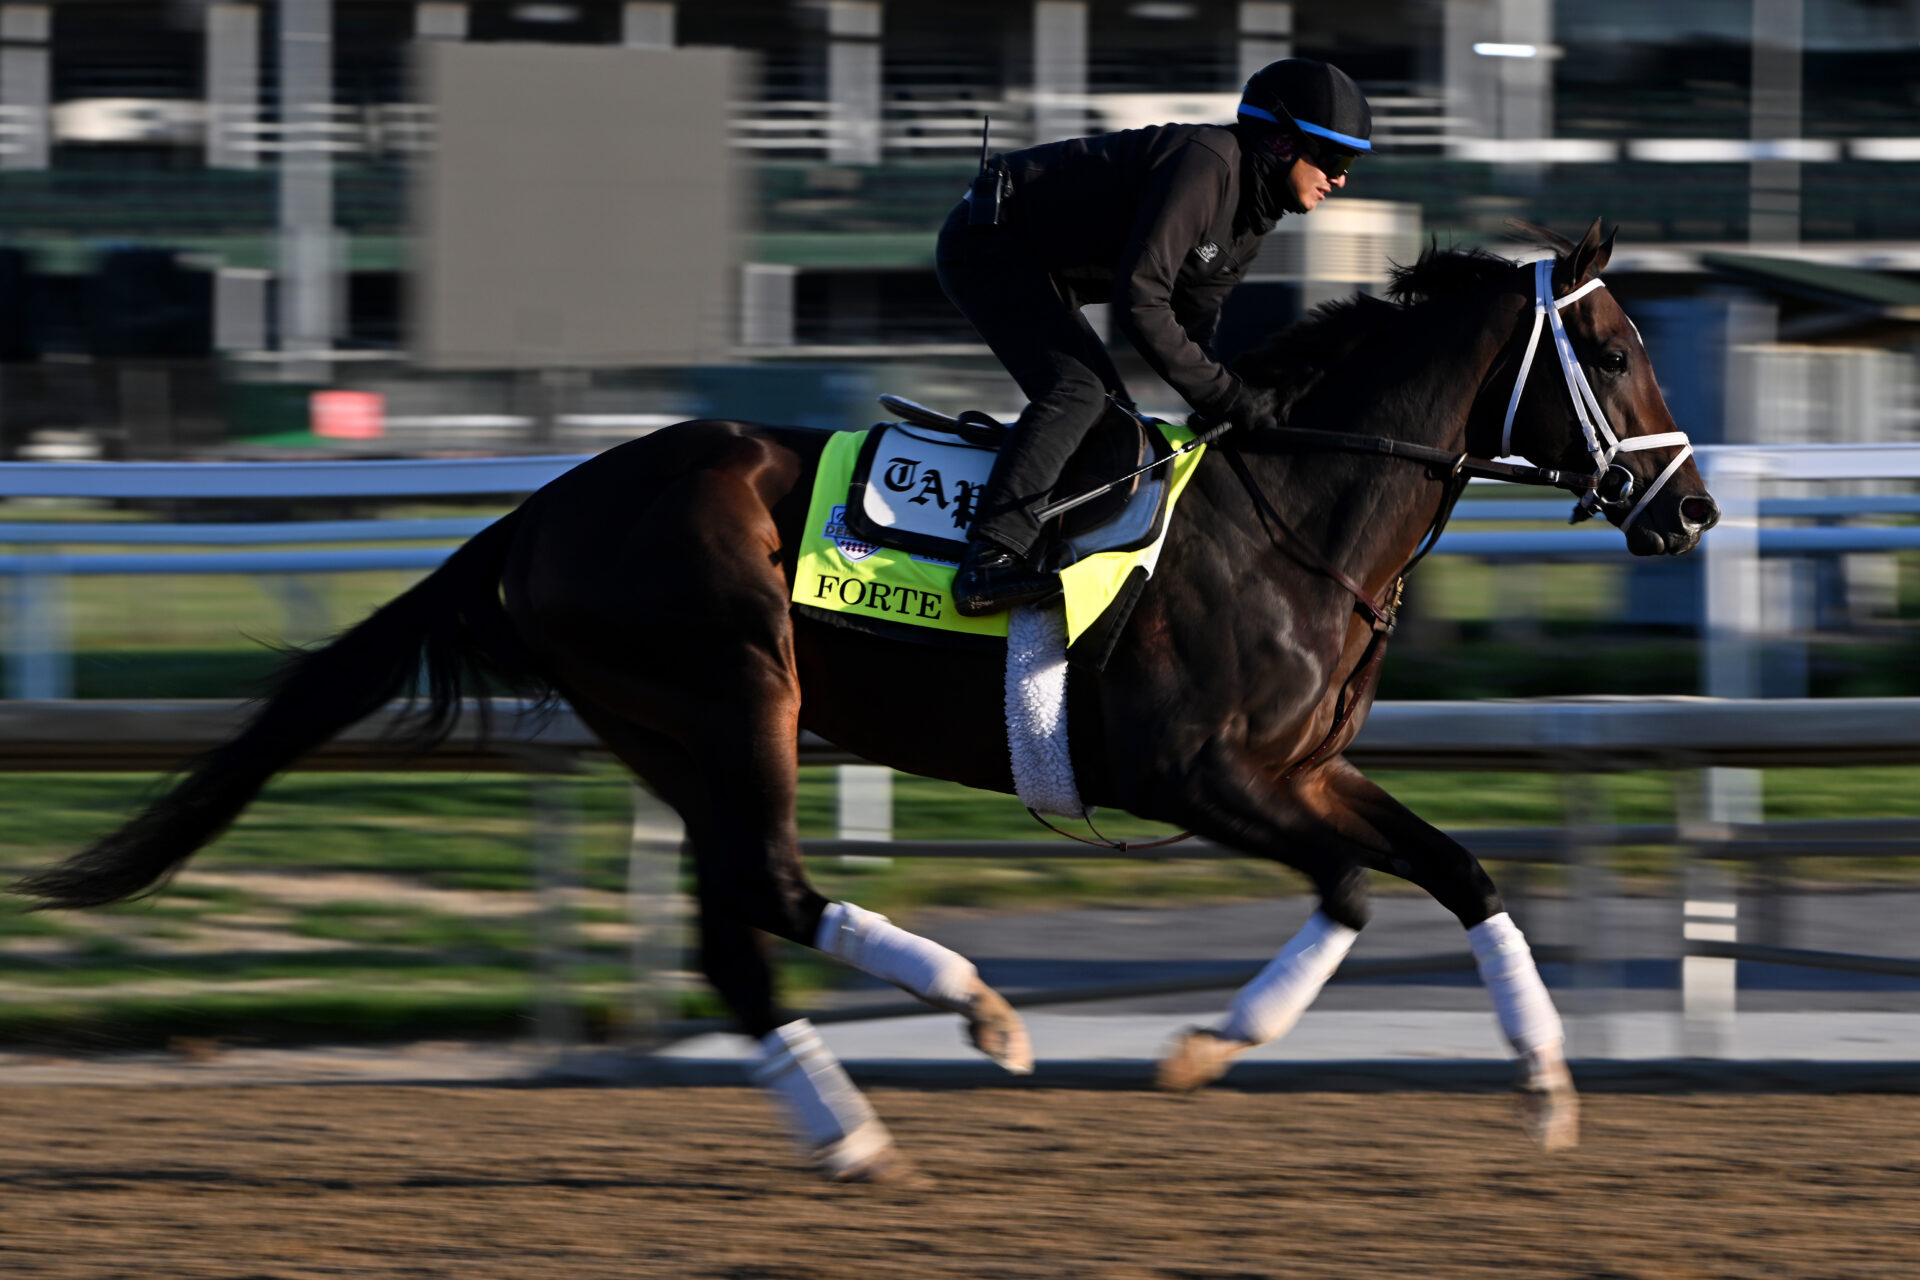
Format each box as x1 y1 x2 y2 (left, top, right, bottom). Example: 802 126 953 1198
994 122 1271 418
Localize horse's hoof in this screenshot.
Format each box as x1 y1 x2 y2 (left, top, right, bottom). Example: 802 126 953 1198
814 1117 916 1183
1514 1051 1580 1152
828 1144 931 1189
1515 1084 1580 1151
1155 1027 1245 1093
965 981 1033 1075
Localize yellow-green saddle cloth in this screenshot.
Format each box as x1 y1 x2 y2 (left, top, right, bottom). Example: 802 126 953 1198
792 419 1206 664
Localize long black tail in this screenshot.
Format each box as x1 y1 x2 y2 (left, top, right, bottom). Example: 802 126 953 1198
14 509 546 910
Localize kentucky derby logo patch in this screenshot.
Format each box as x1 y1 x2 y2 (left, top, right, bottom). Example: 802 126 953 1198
825 504 877 562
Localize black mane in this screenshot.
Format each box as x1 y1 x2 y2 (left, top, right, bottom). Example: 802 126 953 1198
1384 243 1516 305
1229 243 1521 416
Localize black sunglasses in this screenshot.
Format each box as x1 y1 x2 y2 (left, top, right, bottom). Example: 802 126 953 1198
1297 135 1359 180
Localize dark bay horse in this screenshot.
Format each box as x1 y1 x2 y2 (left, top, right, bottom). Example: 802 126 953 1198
18 222 1717 1179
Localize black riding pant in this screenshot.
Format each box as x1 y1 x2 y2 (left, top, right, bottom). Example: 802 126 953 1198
935 202 1130 559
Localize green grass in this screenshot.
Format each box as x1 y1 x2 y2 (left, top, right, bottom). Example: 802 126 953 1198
53 629 1920 703
290 905 536 950
74 649 292 699
7 763 1919 906
0 988 551 1050
0 771 639 892
1 723 1917 1047
66 571 428 653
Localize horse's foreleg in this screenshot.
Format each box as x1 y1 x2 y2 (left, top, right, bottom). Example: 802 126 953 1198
1158 907 1360 1091
1309 758 1577 1151
1154 749 1372 1091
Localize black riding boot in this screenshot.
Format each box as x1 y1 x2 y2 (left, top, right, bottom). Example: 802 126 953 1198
951 538 1060 617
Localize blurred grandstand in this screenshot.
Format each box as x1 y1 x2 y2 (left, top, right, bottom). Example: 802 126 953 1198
0 2 1913 447
0 1 1915 657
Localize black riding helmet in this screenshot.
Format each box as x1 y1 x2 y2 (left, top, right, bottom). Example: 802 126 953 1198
1238 58 1372 177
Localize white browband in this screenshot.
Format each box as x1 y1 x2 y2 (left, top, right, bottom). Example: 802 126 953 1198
1499 258 1692 530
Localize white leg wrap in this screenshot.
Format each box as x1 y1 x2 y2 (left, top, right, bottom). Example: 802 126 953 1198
1469 912 1564 1056
1218 911 1359 1046
815 901 978 1012
751 1020 892 1177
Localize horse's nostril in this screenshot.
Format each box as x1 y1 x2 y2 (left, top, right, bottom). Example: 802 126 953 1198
1680 494 1720 531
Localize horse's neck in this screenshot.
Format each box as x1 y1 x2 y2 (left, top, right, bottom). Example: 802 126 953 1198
1235 299 1512 596
1347 293 1516 456
1458 291 1540 460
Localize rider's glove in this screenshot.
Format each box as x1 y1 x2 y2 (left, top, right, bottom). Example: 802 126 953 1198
1211 381 1280 435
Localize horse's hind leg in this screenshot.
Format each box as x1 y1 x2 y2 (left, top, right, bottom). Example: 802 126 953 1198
1299 758 1577 1150
654 689 1035 1180
620 648 1029 1078
574 685 1027 1180
559 696 899 1181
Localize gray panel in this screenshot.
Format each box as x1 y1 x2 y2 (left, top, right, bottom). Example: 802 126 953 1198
205 3 260 170
416 2 469 39
622 2 674 48
415 43 740 369
279 0 335 356
0 44 48 171
1032 1 1088 145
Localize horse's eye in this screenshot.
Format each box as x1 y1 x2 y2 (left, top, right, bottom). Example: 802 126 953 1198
1600 349 1629 375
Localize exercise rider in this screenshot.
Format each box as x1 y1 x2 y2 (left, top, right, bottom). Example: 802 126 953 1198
937 58 1373 617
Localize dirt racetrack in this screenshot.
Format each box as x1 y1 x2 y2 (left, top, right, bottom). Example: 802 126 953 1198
0 1085 1915 1279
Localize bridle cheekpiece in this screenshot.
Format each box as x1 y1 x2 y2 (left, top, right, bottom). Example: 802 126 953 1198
1499 258 1693 529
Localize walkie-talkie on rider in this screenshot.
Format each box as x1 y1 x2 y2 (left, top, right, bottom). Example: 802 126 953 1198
967 115 1008 227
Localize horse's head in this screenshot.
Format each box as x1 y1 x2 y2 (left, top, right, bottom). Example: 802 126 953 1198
1498 220 1720 556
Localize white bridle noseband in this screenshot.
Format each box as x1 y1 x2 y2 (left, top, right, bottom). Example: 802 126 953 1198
1499 258 1693 530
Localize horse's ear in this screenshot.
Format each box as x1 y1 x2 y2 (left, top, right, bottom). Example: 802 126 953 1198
1593 224 1617 276
1563 217 1614 290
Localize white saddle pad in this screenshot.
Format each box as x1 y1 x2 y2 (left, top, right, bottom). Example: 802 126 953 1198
856 424 995 557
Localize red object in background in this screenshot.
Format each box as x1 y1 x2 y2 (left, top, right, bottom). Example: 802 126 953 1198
311 390 386 440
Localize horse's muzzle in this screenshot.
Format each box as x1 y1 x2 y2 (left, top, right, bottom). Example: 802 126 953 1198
1626 491 1719 556
1679 493 1721 534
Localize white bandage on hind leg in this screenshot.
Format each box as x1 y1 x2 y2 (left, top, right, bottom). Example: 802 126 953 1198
1218 910 1359 1046
815 901 978 1012
752 1020 892 1176
1469 912 1564 1056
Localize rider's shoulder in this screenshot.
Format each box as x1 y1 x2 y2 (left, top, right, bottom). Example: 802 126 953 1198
1154 122 1238 168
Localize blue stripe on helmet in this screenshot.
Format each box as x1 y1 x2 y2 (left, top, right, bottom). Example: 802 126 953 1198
1236 104 1372 153
1297 119 1372 152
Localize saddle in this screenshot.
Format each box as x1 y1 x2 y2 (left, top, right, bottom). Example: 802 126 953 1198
841 395 1177 570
